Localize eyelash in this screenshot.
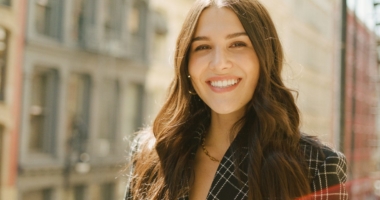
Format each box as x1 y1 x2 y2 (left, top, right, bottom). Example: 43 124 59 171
194 42 247 51
194 45 210 51
231 42 247 47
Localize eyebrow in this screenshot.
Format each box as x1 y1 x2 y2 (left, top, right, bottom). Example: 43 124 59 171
192 32 248 42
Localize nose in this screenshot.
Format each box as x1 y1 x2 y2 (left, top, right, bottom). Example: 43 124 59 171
209 47 232 71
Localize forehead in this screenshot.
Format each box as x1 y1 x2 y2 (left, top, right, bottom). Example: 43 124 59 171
193 6 245 36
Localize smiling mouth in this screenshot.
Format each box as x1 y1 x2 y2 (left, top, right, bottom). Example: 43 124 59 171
209 79 240 88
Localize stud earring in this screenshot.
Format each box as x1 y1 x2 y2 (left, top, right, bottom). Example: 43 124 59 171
189 90 197 95
187 75 196 95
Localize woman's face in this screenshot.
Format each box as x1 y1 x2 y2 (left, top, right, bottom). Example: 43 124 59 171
188 6 260 115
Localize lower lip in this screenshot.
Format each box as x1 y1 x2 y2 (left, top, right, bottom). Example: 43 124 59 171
207 79 241 93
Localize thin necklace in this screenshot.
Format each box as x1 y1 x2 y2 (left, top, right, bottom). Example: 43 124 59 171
201 136 220 163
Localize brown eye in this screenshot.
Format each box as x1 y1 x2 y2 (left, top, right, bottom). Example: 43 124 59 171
231 42 246 48
195 45 211 51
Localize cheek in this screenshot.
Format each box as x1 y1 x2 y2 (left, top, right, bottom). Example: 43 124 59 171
188 58 205 83
244 54 260 74
188 66 200 92
188 57 197 76
240 60 260 90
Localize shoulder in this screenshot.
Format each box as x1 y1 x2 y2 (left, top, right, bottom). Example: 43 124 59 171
130 128 156 156
300 135 348 198
300 136 346 169
314 144 347 183
300 135 345 162
124 129 156 200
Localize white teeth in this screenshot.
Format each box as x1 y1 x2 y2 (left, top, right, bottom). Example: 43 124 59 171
210 79 239 88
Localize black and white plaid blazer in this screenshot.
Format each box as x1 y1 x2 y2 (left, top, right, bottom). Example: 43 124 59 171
125 132 348 200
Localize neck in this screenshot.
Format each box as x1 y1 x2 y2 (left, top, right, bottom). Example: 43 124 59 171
206 109 245 147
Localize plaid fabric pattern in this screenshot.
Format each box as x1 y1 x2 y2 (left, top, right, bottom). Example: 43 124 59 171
302 143 348 200
125 135 348 200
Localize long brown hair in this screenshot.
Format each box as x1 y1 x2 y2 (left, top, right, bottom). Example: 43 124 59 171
129 0 312 199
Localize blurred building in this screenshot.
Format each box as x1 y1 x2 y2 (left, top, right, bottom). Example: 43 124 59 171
343 9 379 198
260 0 344 145
17 0 150 199
0 0 25 199
145 0 193 118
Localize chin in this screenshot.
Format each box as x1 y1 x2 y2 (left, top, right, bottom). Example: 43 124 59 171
210 106 243 116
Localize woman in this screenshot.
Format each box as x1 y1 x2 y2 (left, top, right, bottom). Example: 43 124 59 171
125 0 348 199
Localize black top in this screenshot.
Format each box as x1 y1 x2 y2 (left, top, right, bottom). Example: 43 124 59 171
125 132 348 200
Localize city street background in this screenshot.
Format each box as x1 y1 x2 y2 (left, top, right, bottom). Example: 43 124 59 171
0 0 379 199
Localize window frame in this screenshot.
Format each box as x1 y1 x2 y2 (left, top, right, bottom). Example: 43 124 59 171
129 0 148 60
104 0 123 41
0 125 3 198
98 79 120 156
73 185 87 200
101 182 116 200
0 27 8 101
125 83 145 133
66 73 92 163
0 0 11 7
21 188 55 200
34 0 64 40
75 0 98 49
28 67 60 156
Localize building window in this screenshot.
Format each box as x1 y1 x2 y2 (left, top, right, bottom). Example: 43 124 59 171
29 68 59 155
66 74 91 161
73 0 97 47
35 0 63 40
104 0 122 40
0 27 8 101
0 125 3 193
98 79 120 156
73 185 86 200
72 0 85 44
129 1 147 58
126 83 144 132
101 182 115 200
22 188 54 200
0 0 11 6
